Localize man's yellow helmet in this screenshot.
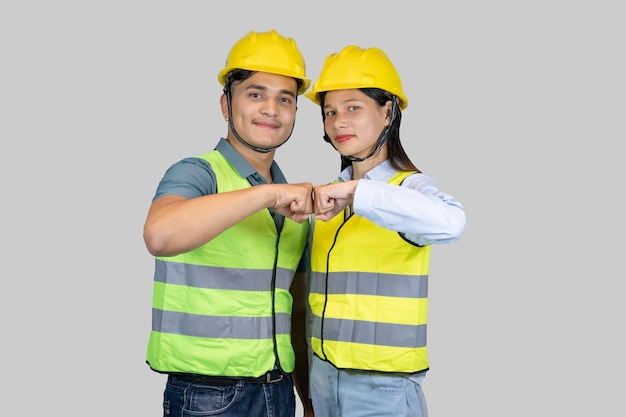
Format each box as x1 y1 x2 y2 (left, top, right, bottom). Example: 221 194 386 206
218 29 310 95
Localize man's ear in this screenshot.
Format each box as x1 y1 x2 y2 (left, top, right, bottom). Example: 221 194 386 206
220 94 228 120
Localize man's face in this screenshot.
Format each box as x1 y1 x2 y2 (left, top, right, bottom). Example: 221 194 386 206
224 71 299 151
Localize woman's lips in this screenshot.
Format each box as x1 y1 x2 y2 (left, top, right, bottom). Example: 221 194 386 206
335 134 353 143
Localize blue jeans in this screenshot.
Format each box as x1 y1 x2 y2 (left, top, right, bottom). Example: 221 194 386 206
162 374 295 417
310 355 428 417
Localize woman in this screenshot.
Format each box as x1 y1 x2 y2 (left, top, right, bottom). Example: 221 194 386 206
304 45 466 417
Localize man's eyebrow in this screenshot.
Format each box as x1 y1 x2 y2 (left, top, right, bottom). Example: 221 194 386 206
245 84 267 91
245 84 296 98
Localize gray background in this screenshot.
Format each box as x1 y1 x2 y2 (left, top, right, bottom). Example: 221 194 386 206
2 1 624 415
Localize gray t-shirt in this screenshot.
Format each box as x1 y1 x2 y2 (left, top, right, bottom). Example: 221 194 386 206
151 137 307 271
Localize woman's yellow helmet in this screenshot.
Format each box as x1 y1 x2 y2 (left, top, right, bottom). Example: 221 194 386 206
305 45 407 110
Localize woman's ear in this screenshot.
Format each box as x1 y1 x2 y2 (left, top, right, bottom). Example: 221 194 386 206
384 100 393 125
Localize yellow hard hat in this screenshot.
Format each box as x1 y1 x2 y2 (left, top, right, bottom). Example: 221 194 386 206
305 45 408 110
218 29 310 95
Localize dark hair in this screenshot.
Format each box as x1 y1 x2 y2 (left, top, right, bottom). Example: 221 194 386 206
224 69 303 97
320 88 419 172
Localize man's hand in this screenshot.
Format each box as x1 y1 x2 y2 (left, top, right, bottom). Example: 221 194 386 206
271 182 314 223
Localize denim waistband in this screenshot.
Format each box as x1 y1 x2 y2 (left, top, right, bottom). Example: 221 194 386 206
168 369 284 386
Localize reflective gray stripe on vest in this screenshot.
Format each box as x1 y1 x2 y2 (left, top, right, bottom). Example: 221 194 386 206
310 271 428 298
312 317 427 348
153 309 292 338
155 259 293 291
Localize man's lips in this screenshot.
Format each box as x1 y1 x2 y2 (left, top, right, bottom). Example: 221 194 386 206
254 120 280 129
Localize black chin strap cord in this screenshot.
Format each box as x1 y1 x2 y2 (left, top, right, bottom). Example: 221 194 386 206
323 97 398 163
224 86 295 154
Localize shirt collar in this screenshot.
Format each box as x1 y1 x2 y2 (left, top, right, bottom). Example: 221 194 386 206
215 138 287 185
337 160 396 183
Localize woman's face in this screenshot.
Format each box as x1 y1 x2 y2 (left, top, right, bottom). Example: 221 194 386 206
322 89 391 159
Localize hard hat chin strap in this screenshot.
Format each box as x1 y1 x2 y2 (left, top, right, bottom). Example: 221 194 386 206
324 97 398 163
224 87 294 154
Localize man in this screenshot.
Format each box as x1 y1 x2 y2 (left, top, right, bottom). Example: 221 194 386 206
143 29 313 417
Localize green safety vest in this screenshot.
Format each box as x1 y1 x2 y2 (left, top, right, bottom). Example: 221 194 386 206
309 171 431 373
146 150 308 377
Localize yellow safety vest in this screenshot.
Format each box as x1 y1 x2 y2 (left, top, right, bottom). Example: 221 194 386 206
146 150 308 377
309 171 431 373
